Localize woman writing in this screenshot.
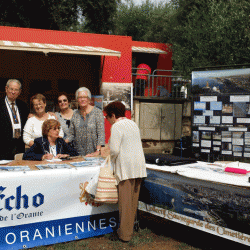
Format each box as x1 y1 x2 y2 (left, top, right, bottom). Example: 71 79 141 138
55 93 75 139
23 119 78 161
23 94 64 147
65 87 105 157
104 101 147 242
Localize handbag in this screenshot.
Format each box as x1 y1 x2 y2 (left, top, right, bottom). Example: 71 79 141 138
94 155 118 204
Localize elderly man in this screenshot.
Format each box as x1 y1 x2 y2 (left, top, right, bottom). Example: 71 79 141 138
0 79 29 160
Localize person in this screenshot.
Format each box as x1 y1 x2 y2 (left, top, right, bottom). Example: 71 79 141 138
104 101 147 242
0 79 29 160
23 119 78 161
135 63 151 96
23 94 64 147
55 93 75 139
65 87 105 157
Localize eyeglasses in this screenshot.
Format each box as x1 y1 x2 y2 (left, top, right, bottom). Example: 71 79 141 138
78 96 88 100
58 99 68 103
8 87 20 92
33 103 43 108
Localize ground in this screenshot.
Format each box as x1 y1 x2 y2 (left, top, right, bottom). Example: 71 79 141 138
34 211 249 250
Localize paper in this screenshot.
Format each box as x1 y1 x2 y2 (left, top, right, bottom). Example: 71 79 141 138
200 96 217 102
222 116 233 124
46 158 62 162
230 95 250 102
0 160 12 165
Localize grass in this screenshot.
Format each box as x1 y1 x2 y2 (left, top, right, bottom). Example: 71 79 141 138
32 228 154 250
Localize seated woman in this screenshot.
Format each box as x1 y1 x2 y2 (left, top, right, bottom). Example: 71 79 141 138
23 119 78 161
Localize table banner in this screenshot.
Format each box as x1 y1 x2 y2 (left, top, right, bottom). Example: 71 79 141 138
0 167 118 249
139 169 250 246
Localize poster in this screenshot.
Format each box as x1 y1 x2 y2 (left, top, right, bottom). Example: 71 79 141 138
192 68 250 159
91 95 103 110
101 82 133 110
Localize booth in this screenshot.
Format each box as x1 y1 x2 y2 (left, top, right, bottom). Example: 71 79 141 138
0 26 172 143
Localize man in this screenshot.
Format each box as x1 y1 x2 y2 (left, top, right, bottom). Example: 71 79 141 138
0 79 29 160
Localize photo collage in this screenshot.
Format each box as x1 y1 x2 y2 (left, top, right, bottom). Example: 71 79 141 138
192 95 250 158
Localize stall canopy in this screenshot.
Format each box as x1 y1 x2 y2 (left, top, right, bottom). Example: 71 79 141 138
132 46 167 54
0 40 121 57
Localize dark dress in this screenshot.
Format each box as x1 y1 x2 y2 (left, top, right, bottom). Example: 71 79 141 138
23 137 78 161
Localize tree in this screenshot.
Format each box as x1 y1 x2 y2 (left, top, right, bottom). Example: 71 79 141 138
167 0 250 77
0 0 79 30
78 0 119 34
114 0 175 42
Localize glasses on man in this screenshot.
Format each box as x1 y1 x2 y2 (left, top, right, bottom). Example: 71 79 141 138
58 99 68 103
8 87 20 92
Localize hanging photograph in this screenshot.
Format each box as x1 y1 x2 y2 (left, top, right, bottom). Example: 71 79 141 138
101 82 133 110
233 102 247 117
192 68 250 95
193 131 199 142
90 95 103 110
222 104 233 114
213 132 221 141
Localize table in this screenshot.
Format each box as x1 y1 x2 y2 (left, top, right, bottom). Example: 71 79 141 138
138 161 250 246
0 159 118 250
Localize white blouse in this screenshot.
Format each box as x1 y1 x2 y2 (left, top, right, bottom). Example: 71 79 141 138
23 114 64 145
109 118 147 184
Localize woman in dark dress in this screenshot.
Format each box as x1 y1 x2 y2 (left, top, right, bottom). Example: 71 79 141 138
23 119 78 161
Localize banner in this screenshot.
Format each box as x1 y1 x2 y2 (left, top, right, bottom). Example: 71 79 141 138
139 169 250 246
0 167 118 249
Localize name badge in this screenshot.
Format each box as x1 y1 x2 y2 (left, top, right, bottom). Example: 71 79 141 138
14 124 21 129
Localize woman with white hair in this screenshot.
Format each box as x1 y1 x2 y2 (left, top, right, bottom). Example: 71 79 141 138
65 87 105 156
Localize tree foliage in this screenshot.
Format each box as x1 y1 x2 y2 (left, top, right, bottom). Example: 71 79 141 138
78 0 119 34
0 0 118 34
0 0 78 30
114 0 250 77
167 0 250 77
114 0 174 42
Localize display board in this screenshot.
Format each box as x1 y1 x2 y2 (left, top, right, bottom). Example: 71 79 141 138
191 68 250 160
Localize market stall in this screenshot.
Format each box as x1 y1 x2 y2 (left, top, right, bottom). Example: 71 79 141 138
138 157 250 246
0 158 118 249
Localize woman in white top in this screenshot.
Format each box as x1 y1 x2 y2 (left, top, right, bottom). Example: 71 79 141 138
23 94 64 147
104 101 147 242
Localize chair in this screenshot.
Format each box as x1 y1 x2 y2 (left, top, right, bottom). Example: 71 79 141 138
14 153 24 161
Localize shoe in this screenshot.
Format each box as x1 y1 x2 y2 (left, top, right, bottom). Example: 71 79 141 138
109 232 119 241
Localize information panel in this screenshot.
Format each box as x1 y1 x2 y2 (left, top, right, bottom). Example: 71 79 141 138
191 68 250 159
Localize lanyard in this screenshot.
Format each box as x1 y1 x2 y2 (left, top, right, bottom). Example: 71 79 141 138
6 98 19 123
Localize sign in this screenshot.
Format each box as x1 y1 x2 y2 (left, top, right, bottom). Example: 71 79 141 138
0 167 118 249
138 202 250 246
139 169 250 246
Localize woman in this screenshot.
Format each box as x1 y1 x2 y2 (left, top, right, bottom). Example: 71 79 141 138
55 93 75 138
23 94 64 147
65 87 105 157
23 119 78 161
104 101 147 242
